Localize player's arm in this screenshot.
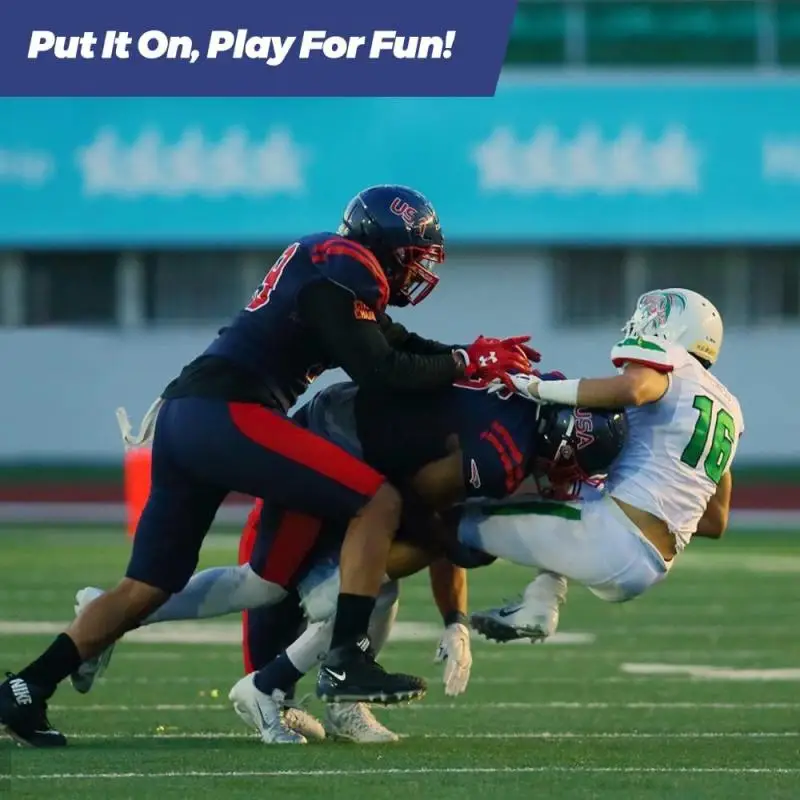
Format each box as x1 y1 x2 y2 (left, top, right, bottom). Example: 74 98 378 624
694 471 732 539
429 558 468 624
378 312 456 355
514 362 670 408
298 281 467 390
429 556 472 696
505 335 673 408
571 364 669 408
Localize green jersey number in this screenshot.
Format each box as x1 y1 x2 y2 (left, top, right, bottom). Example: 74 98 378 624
680 395 736 484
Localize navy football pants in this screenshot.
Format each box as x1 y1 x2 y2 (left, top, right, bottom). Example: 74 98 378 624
125 397 385 594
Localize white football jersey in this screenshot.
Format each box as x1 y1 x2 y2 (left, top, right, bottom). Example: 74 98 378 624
603 335 744 551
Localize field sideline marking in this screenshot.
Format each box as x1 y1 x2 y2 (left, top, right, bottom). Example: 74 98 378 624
622 663 800 681
9 767 800 781
64 731 800 741
0 620 594 646
47 701 800 712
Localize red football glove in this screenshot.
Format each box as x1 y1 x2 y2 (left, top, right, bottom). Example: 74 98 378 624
497 335 542 365
463 335 541 380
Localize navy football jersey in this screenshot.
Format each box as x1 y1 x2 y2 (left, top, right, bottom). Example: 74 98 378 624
450 378 538 499
353 378 538 500
200 232 390 410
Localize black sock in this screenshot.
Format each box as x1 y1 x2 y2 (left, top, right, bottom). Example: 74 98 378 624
329 593 376 650
18 634 82 698
253 652 303 696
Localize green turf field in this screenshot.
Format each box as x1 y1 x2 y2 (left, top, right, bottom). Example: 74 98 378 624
0 528 799 799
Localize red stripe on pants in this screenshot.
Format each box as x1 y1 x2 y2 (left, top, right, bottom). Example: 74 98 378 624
228 402 384 497
258 510 323 586
239 501 262 674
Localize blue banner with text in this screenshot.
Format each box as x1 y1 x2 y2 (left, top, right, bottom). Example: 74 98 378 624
0 0 515 97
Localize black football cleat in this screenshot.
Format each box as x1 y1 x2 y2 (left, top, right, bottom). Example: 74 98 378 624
0 673 67 748
316 637 426 706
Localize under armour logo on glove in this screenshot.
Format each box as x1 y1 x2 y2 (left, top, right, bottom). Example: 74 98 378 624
464 335 539 382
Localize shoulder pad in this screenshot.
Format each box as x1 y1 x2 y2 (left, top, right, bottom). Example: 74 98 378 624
309 235 390 311
610 336 674 373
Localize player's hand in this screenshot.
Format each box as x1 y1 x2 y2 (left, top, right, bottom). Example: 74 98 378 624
434 622 472 696
487 372 544 402
497 335 542 365
472 335 541 366
463 336 538 380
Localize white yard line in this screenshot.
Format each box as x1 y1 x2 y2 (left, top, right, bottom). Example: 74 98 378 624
0 620 593 645
63 731 800 741
622 663 800 681
8 766 800 781
47 701 800 712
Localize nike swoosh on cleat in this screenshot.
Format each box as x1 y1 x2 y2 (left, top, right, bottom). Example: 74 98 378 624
324 669 346 682
496 606 524 618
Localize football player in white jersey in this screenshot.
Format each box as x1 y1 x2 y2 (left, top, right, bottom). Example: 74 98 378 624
469 288 745 642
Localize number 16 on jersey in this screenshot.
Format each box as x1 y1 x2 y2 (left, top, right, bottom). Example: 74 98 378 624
680 394 737 485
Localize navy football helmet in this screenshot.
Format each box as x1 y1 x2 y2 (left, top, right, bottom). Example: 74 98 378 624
338 184 445 306
533 404 628 501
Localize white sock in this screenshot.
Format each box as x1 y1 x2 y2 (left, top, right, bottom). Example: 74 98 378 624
286 619 333 673
368 581 400 654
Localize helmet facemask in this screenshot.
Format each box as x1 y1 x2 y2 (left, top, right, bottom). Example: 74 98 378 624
532 409 604 502
622 291 687 345
390 242 444 306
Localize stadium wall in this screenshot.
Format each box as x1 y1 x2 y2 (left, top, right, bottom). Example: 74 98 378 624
0 254 793 462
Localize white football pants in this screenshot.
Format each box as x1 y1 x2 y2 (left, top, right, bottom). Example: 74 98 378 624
458 487 670 602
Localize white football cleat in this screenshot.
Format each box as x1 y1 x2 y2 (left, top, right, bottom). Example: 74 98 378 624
471 573 568 643
70 587 116 694
324 702 400 743
284 703 326 742
229 674 307 744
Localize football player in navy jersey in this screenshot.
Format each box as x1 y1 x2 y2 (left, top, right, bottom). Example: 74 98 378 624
63 374 625 745
0 185 538 748
224 374 626 744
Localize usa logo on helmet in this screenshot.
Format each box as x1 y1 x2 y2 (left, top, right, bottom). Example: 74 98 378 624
389 197 417 226
574 408 596 450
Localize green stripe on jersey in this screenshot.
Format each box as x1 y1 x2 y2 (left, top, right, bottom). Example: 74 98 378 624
483 500 582 521
616 337 666 353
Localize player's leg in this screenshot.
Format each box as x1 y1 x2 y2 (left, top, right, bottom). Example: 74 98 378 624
324 582 401 743
230 580 402 744
69 500 288 696
468 490 671 642
0 399 225 747
239 505 325 743
173 399 422 705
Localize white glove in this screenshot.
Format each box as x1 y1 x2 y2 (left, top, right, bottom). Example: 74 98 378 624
434 622 472 696
486 373 544 402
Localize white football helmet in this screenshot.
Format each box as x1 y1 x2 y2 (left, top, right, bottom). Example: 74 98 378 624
622 288 724 366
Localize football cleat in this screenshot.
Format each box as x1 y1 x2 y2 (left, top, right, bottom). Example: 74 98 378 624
316 637 426 705
229 674 307 744
0 673 66 748
325 702 400 743
283 703 326 742
471 573 568 643
70 587 116 694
